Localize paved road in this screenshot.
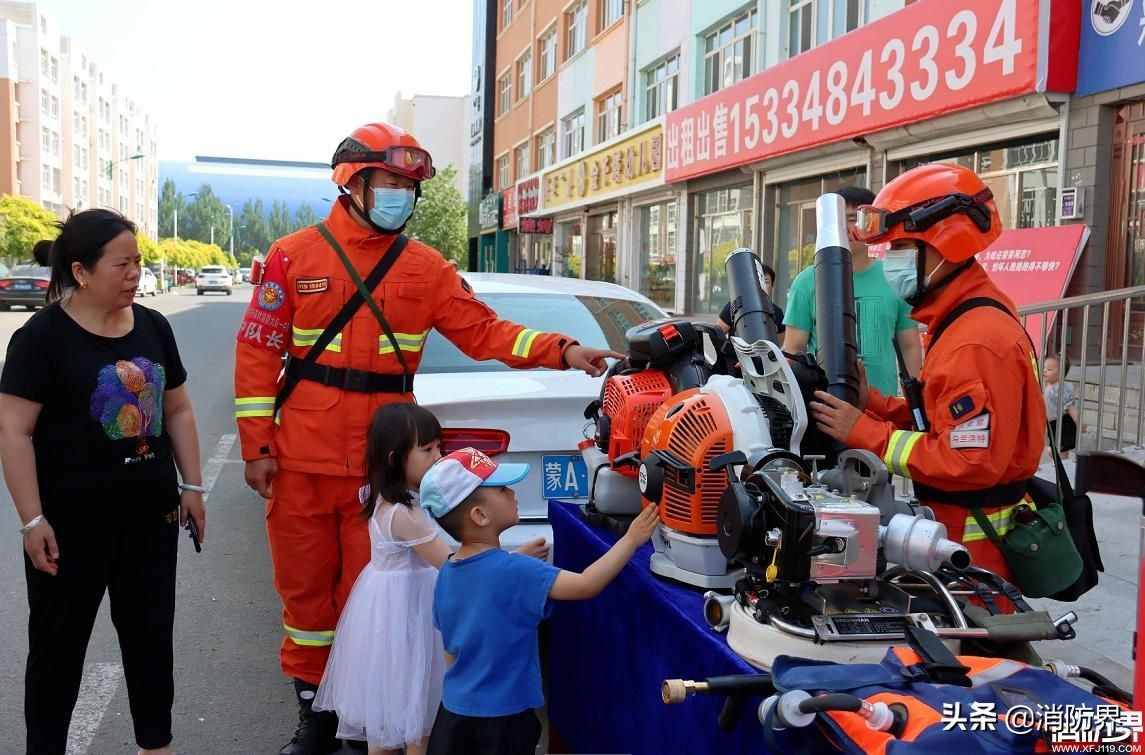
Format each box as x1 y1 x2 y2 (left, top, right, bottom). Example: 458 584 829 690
0 288 298 754
0 288 1137 753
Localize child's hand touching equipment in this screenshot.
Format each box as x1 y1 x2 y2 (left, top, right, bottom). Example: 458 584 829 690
623 505 660 547
515 537 550 561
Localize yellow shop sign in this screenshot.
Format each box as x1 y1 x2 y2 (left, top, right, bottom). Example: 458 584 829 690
542 125 663 211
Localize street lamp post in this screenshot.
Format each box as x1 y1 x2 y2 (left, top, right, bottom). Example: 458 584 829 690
105 152 144 180
226 204 234 257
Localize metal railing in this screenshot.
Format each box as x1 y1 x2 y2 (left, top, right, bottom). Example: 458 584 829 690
1018 285 1145 453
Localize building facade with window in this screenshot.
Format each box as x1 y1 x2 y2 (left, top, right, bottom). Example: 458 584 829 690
1060 2 1145 355
664 0 1081 315
0 2 159 238
472 0 1104 323
471 0 641 280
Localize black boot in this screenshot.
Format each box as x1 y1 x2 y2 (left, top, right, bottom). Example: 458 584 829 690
279 679 340 755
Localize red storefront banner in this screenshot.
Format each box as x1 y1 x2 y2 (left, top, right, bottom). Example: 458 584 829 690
520 216 553 234
501 187 517 229
978 224 1089 355
666 0 1045 183
517 176 541 215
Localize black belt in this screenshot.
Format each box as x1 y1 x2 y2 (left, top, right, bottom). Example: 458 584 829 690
284 356 414 394
912 478 1030 509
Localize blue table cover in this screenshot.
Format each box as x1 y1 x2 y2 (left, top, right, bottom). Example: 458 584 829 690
547 500 770 755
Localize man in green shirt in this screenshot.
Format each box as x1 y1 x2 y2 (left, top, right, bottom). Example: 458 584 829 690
781 186 922 396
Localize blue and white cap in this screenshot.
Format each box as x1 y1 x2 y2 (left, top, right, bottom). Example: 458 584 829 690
420 447 529 519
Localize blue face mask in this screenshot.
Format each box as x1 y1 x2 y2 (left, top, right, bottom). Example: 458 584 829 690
882 246 919 302
368 187 415 231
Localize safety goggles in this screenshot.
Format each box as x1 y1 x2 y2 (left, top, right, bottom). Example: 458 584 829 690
331 141 436 181
853 189 993 243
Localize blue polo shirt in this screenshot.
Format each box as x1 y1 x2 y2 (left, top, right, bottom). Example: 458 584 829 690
433 548 560 717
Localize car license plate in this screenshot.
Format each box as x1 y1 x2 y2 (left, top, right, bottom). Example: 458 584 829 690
541 454 588 500
12 282 31 291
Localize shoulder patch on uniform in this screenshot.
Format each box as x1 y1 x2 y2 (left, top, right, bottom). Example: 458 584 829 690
258 281 285 311
949 395 975 420
296 277 329 295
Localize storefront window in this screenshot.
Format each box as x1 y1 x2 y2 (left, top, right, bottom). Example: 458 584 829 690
638 200 678 310
774 169 867 293
694 186 752 314
522 235 553 275
586 212 618 284
895 135 1059 231
557 219 583 278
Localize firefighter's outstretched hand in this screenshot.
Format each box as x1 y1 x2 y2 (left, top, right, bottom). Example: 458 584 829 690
245 458 278 499
810 391 863 443
565 345 623 377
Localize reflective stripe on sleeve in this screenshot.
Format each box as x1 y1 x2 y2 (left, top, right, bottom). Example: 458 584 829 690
883 429 924 479
512 328 542 359
378 330 429 355
283 624 335 647
292 326 343 352
234 396 276 419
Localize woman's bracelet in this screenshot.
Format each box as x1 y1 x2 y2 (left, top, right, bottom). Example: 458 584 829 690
178 482 206 494
19 514 44 535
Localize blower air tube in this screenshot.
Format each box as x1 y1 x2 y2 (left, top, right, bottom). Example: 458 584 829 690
725 248 778 345
813 194 861 406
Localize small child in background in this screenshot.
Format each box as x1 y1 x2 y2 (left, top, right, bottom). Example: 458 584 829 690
1043 354 1079 457
313 405 548 755
420 448 659 755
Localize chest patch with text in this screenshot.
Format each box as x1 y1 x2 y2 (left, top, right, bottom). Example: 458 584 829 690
296 277 329 295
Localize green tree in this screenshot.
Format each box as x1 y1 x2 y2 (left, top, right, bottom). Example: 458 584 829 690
137 233 163 266
183 185 231 247
268 200 292 241
293 203 319 230
238 198 271 256
405 165 466 264
158 179 185 238
0 195 59 265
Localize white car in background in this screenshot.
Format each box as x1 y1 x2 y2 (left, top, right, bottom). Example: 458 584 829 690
136 268 158 297
416 274 665 552
196 265 233 295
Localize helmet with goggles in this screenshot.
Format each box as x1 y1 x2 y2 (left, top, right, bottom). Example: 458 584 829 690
853 163 1001 263
331 122 436 187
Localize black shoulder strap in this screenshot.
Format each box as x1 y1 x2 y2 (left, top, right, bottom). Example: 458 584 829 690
274 230 408 413
926 297 1012 352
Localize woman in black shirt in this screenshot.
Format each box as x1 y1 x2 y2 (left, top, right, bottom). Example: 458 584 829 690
0 209 205 755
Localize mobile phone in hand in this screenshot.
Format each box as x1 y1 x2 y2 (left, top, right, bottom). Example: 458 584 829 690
185 516 202 553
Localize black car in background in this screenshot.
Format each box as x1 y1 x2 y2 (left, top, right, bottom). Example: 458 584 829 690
0 265 51 310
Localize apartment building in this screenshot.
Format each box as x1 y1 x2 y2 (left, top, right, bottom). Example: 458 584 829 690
387 92 469 198
472 1 1087 316
0 2 158 238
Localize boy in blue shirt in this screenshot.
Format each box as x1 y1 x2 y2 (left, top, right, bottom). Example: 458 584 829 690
420 447 659 755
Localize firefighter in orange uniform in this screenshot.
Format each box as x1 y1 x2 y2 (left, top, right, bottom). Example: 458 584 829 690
809 163 1045 586
234 122 617 755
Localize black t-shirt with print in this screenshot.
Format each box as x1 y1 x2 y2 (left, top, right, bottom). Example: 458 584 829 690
0 303 187 507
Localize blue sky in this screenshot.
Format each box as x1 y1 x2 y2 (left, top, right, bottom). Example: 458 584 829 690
35 0 472 162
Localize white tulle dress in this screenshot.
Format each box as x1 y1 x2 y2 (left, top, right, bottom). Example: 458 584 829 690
313 498 445 748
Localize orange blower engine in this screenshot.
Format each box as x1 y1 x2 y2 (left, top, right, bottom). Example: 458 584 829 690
583 320 728 517
635 248 811 590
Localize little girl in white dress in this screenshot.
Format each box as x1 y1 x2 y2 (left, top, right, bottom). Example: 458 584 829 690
314 403 450 755
314 403 550 755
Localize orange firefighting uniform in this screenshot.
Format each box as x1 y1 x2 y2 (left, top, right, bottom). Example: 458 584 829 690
844 261 1046 582
234 196 576 683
